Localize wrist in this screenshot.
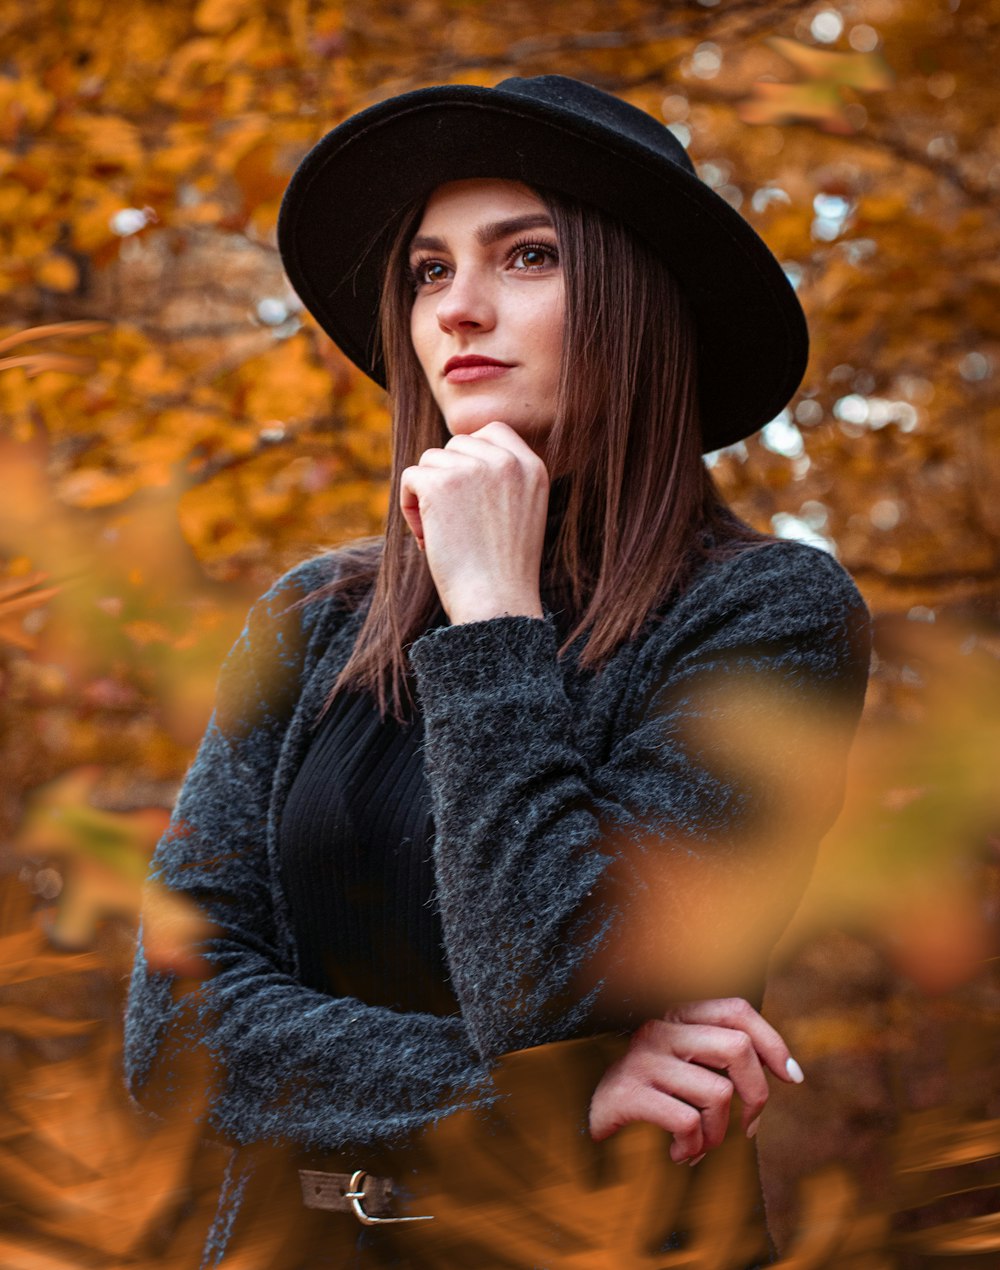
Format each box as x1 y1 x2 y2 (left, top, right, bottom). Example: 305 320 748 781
444 584 543 625
448 601 545 625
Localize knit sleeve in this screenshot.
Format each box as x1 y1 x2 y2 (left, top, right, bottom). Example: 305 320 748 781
408 541 871 1063
122 558 493 1152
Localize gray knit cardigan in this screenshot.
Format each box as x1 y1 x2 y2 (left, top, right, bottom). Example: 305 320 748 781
123 537 870 1252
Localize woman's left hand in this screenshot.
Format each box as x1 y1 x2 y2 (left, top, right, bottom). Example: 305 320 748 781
399 421 549 624
588 998 802 1163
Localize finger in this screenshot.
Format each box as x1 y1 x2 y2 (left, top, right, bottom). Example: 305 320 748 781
663 998 801 1086
442 433 547 494
442 433 521 466
643 1054 733 1153
415 447 481 470
468 420 549 471
398 467 425 548
405 449 489 540
647 1019 771 1133
589 1081 705 1161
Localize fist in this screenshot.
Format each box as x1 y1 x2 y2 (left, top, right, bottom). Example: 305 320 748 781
399 421 550 624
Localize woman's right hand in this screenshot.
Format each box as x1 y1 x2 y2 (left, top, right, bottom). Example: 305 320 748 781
398 421 549 626
588 998 803 1163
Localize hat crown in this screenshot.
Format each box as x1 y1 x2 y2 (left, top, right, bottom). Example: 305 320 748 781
494 74 697 179
277 74 808 450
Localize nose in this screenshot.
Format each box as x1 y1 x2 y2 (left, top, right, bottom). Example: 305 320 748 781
435 265 495 335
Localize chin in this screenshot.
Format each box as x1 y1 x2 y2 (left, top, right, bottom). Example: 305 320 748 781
443 407 547 443
441 400 504 436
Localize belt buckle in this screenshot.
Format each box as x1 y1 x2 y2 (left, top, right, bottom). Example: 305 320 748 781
344 1169 435 1226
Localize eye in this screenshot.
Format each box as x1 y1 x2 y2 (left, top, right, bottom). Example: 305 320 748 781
408 258 450 290
507 240 559 271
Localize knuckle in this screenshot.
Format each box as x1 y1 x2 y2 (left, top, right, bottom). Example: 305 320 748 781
747 1088 769 1116
707 1074 733 1104
731 1032 754 1061
603 1075 642 1117
676 1107 700 1136
622 1076 647 1107
633 1019 666 1051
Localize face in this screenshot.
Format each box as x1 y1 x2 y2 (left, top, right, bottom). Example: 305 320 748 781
407 179 564 450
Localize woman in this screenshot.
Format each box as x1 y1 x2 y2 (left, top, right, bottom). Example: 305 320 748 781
124 77 871 1267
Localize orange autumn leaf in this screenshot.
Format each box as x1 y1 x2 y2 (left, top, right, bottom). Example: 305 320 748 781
765 37 896 93
0 572 59 651
33 254 80 293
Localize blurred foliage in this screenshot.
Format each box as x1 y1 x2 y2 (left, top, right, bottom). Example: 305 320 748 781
1 0 999 1264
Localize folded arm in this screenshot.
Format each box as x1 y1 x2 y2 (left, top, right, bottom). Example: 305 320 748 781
409 542 871 1062
123 564 494 1152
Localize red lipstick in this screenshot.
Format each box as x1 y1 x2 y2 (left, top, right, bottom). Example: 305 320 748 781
443 355 513 383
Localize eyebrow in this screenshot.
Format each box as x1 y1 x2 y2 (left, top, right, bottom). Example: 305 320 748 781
409 213 554 255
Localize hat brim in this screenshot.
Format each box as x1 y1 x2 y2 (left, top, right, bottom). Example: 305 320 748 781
277 85 808 452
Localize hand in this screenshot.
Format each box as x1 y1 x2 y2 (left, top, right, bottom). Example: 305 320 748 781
399 421 549 625
588 998 803 1164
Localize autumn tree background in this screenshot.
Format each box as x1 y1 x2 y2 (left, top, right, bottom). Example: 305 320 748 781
1 0 998 1265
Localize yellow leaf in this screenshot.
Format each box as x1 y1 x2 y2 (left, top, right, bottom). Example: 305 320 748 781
740 81 853 133
57 468 138 509
151 139 205 177
240 336 331 422
34 254 79 293
130 350 185 395
178 200 225 224
70 186 126 252
14 227 59 263
0 185 25 217
765 38 895 92
68 114 144 170
194 0 255 34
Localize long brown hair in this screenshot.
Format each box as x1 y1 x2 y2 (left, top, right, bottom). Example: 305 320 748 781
303 184 770 720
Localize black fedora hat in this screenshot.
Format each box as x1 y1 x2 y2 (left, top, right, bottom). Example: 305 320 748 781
277 75 808 453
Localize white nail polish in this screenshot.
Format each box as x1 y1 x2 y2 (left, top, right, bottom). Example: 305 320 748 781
687 1153 706 1167
786 1056 805 1083
746 1115 762 1139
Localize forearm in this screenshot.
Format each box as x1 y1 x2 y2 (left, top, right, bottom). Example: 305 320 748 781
124 708 495 1151
408 553 870 1062
410 614 614 1058
125 934 493 1151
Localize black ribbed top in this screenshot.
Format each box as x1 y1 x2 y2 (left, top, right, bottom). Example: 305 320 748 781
277 683 460 1016
277 480 578 1017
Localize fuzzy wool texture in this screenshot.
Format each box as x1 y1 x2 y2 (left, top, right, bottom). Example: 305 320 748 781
123 537 870 1257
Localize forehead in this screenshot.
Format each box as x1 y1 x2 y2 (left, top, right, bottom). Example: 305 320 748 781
413 179 548 235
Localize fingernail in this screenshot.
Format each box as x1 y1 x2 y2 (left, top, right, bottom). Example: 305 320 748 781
746 1115 762 1139
786 1057 805 1084
687 1153 706 1167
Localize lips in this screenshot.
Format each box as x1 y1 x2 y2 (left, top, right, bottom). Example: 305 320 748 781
443 355 514 383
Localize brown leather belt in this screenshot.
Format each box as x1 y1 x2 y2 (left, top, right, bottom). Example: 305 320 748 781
298 1168 434 1226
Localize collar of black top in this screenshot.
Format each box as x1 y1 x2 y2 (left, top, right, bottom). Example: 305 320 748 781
276 74 808 453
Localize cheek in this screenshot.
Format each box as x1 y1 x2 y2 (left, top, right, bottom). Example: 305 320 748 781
539 298 564 389
409 302 434 376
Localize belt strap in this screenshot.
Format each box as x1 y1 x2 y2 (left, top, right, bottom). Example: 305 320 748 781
298 1168 434 1225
